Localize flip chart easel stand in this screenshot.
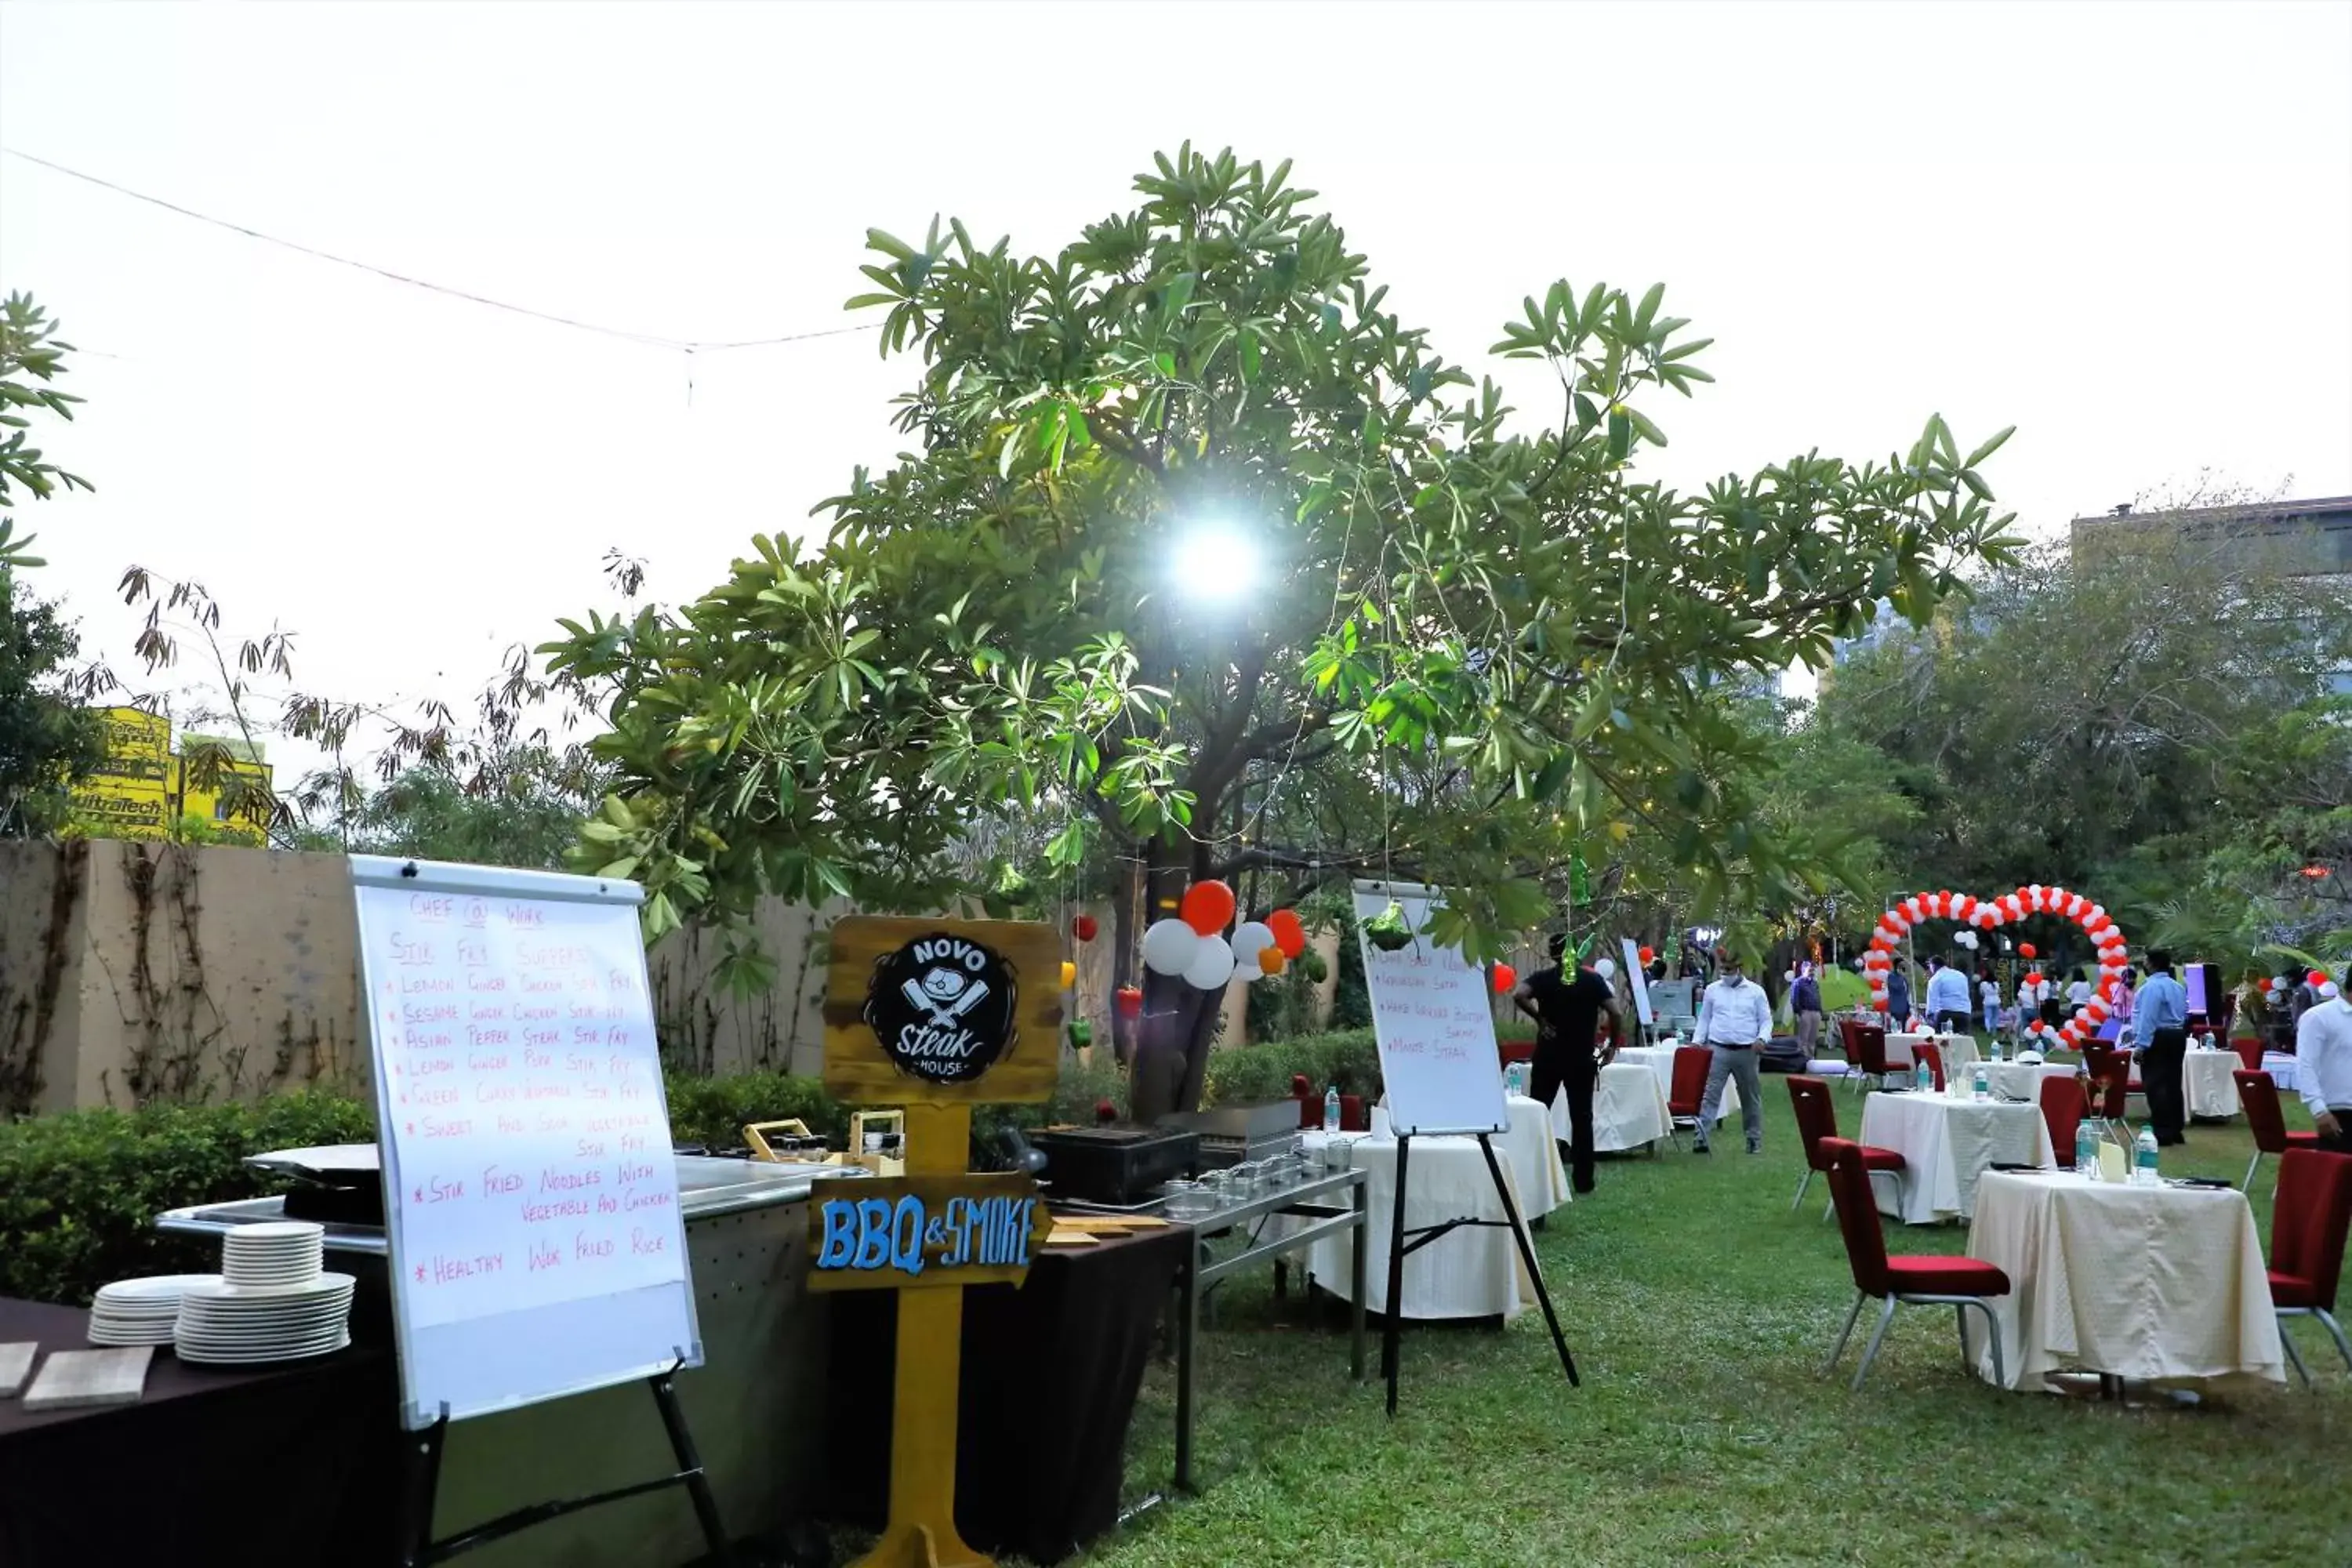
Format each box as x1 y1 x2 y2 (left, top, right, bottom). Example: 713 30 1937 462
1379 1127 1579 1417
394 1353 732 1566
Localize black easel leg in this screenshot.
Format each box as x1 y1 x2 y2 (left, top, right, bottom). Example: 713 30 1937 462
1383 1133 1413 1417
1476 1133 1580 1388
650 1365 736 1568
397 1413 449 1568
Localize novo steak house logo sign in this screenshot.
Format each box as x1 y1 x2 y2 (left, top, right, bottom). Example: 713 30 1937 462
862 932 1021 1085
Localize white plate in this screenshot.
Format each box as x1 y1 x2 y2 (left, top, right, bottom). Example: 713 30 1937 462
89 1320 179 1345
220 1269 325 1288
220 1221 325 1244
96 1274 220 1302
176 1330 350 1365
177 1315 350 1343
181 1273 355 1303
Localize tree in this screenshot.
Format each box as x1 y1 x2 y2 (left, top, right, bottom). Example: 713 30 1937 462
337 753 602 869
0 292 93 571
0 573 105 837
546 147 2020 1115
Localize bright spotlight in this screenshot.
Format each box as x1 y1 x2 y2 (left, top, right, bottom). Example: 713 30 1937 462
1171 522 1259 603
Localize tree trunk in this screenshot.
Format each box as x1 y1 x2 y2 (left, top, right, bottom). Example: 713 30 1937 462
1109 856 1140 1065
1127 829 1224 1123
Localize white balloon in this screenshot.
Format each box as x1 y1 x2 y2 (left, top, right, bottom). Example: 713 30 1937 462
1232 921 1276 967
1142 917 1202 977
1183 935 1236 990
1232 953 1265 983
1593 956 1617 980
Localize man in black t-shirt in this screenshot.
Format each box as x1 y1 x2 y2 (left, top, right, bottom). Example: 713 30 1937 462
1513 935 1624 1195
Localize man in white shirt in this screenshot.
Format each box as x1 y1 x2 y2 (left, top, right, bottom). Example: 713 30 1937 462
1923 956 1973 1035
1693 949 1772 1155
2294 978 2352 1154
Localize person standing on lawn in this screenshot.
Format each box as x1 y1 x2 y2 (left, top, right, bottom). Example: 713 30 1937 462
1513 935 1624 1195
1925 954 1973 1036
1693 948 1772 1155
1791 962 1825 1061
2295 973 2352 1154
1886 960 1915 1033
2136 950 2190 1146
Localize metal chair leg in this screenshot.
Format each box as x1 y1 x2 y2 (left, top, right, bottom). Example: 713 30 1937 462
1791 1167 1814 1214
1852 1297 1899 1392
1962 1299 2004 1388
1821 1291 1867 1377
2243 1151 2262 1195
2281 1323 2312 1390
2318 1308 2352 1374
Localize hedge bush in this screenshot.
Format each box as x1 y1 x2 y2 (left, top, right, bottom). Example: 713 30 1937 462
1203 1029 1383 1105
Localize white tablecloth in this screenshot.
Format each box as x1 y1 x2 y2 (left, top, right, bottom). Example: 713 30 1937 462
1615 1044 1740 1123
1858 1091 2055 1224
1962 1170 2285 1393
1889 1032 1979 1073
2261 1051 2303 1094
1550 1063 1672 1151
1499 1094 1573 1218
2183 1050 2244 1119
1987 1061 2082 1105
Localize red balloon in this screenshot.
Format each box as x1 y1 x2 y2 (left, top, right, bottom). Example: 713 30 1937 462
1071 913 1098 943
2024 971 2043 985
1492 963 1518 994
1179 880 1236 936
2258 977 2273 993
2310 970 2330 987
2018 943 2037 960
1267 908 1308 960
1638 946 1656 964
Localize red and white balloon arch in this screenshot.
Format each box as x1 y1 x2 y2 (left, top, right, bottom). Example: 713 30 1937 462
1862 885 2129 1048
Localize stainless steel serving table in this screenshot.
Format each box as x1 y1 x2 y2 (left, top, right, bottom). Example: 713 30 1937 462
1172 1166 1367 1492
158 1152 858 1568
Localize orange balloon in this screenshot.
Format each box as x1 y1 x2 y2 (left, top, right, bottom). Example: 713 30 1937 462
1258 946 1289 977
1180 880 1236 936
1267 908 1308 959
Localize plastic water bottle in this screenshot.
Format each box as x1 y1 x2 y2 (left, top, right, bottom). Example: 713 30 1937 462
2134 1125 2160 1185
1972 1064 1990 1102
2074 1123 2097 1174
1915 1057 1933 1093
1990 1033 2005 1063
1323 1085 1341 1133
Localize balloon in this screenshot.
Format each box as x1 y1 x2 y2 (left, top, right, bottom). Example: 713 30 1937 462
1072 914 1098 943
2310 970 2330 987
1594 956 1617 980
2258 977 2274 993
1060 961 1076 989
2018 943 2036 960
1493 964 1518 994
1142 918 1202 977
1115 985 1143 1017
2024 971 2043 985
1232 920 1276 967
1232 953 1264 984
1258 946 1289 978
1180 880 1236 936
1268 908 1308 959
1639 946 1655 964
1183 936 1236 990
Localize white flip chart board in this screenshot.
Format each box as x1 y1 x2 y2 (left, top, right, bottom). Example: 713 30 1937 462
1352 881 1508 1137
351 855 699 1429
1621 938 1655 1028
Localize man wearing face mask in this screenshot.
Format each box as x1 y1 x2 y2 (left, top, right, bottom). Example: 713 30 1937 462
1693 948 1772 1155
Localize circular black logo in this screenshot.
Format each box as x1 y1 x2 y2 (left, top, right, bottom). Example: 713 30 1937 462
862 932 1022 1085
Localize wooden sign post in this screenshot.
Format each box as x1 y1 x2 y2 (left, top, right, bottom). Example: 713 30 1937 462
820 916 1062 1568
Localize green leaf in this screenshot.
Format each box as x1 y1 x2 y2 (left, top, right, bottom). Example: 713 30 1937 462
1624 406 1668 448
1963 426 2016 468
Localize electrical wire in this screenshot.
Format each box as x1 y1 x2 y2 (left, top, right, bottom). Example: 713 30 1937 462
2 147 879 354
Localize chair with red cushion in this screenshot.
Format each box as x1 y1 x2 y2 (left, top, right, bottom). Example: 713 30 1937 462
1915 1040 1947 1094
2267 1148 2352 1387
2236 1069 2321 1196
1499 1039 1537 1066
1339 1094 1370 1132
1666 1045 1712 1150
2082 1051 2130 1139
2039 1075 2087 1167
1788 1076 1904 1218
1847 1023 1893 1094
1819 1138 2009 1390
2231 1037 2265 1075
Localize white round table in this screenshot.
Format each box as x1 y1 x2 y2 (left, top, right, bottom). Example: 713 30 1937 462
2182 1050 2244 1119
1857 1089 2054 1224
1987 1061 2081 1104
1615 1044 1742 1123
1963 1170 2285 1394
1549 1062 1672 1151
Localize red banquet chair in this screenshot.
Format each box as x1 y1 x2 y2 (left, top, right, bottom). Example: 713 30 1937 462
2231 1037 2266 1075
1847 1023 1893 1094
2267 1149 2352 1387
1819 1138 2010 1391
2083 1051 2131 1141
1788 1076 1904 1219
1915 1040 1947 1094
1499 1039 1537 1067
2040 1075 2087 1167
2236 1070 2321 1196
1667 1045 1713 1150
1339 1094 1370 1133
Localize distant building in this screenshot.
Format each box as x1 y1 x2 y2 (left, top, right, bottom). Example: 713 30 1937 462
68 707 277 843
2069 494 2352 582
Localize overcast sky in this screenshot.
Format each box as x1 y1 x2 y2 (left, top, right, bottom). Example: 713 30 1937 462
3 0 2347 782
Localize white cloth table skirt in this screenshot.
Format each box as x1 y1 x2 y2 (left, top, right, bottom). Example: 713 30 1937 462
1614 1045 1740 1123
1290 1114 1552 1321
1498 1094 1573 1217
1550 1063 1672 1151
1858 1091 2054 1224
2183 1050 2244 1119
1962 1171 2285 1393
1988 1062 2082 1104
1888 1032 1979 1073
2260 1051 2303 1094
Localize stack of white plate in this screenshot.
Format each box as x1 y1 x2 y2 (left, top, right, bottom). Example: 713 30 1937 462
220 1220 327 1289
174 1274 356 1364
88 1275 213 1346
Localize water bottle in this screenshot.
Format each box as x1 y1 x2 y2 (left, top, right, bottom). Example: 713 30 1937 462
1323 1085 1341 1133
1914 1057 1932 1094
2074 1122 2097 1173
1990 1033 2005 1063
2133 1125 2159 1185
1972 1064 1990 1102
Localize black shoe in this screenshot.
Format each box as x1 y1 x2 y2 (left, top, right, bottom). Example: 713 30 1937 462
1692 1142 1711 1156
1747 1145 1763 1156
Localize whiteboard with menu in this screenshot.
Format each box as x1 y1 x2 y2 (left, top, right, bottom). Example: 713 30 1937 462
1352 881 1508 1137
351 855 699 1429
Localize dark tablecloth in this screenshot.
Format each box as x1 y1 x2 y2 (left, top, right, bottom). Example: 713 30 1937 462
826 1221 1189 1564
0 1297 401 1568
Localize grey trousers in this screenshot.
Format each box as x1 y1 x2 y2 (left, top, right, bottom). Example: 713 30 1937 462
1697 1044 1764 1150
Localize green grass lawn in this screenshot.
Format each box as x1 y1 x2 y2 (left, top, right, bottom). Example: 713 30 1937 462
1090 1085 2350 1567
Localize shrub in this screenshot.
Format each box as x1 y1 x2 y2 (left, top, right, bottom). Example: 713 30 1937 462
1203 1029 1383 1105
661 1071 846 1152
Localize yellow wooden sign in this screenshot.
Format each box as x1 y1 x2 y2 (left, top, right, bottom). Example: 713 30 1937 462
806 1173 1050 1293
823 916 1061 1105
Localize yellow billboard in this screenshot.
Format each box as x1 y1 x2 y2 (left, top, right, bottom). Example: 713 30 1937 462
67 708 276 844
